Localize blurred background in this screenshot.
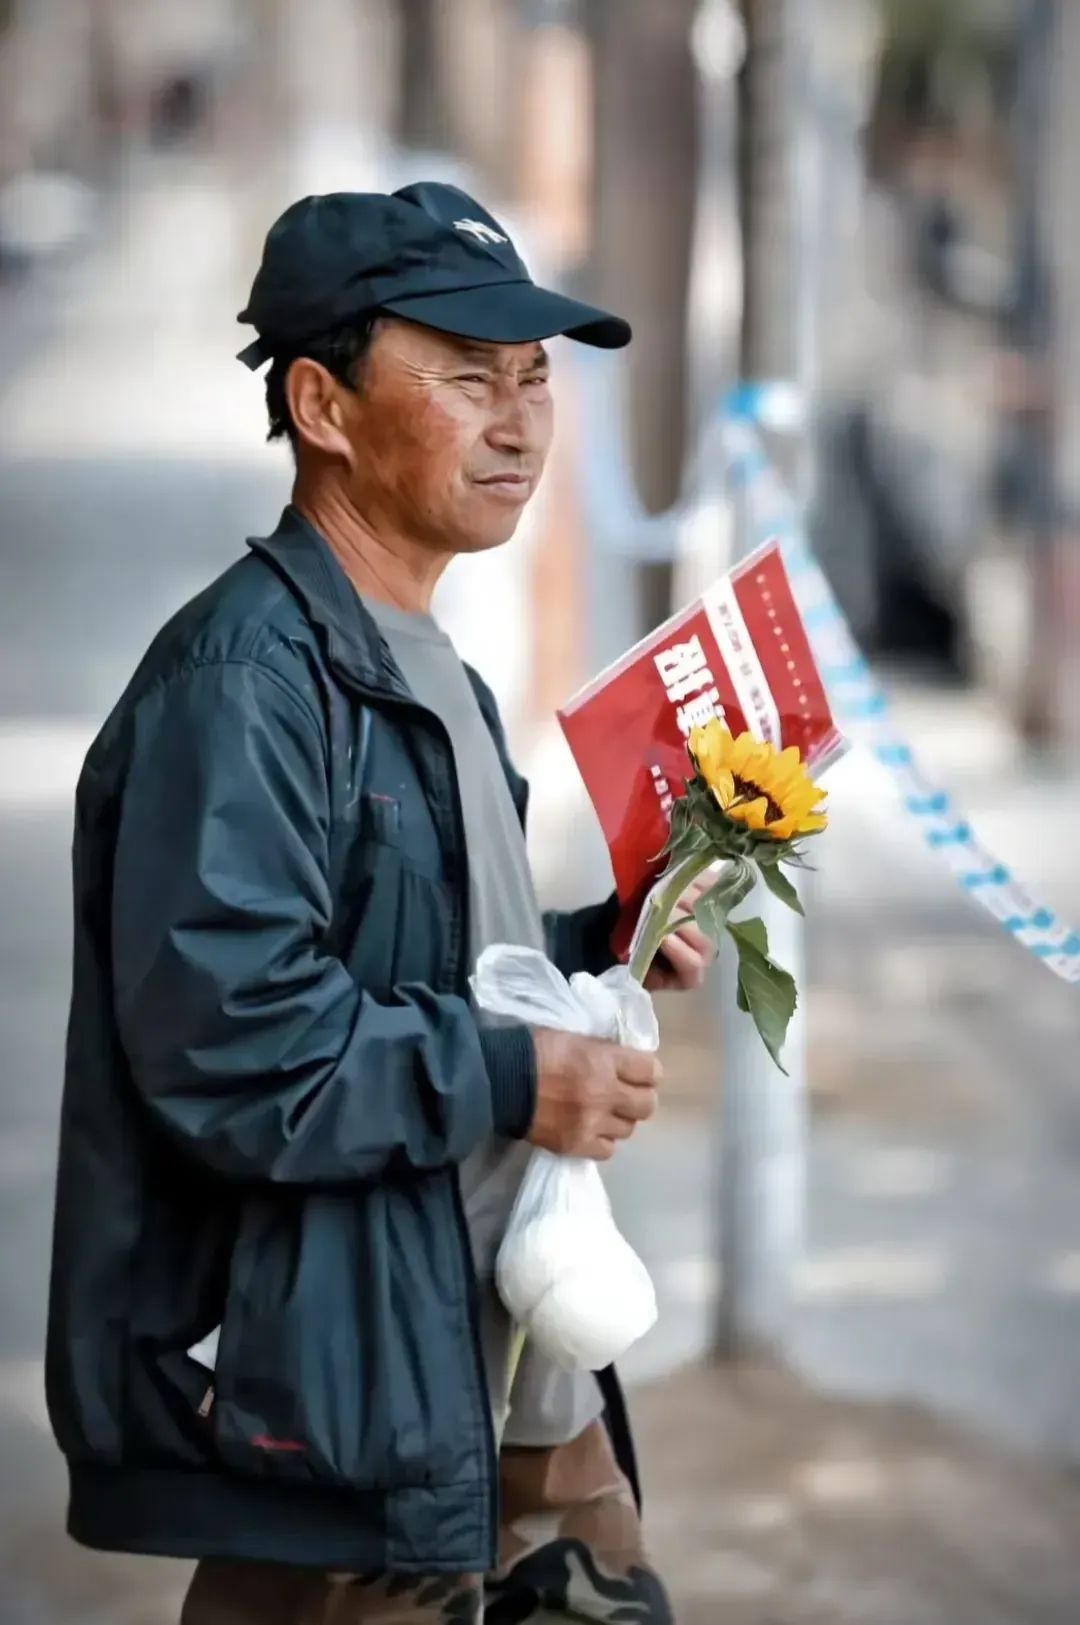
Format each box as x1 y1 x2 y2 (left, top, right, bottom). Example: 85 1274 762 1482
2 2 1080 1621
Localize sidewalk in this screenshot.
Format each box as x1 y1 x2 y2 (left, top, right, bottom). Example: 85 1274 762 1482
633 1359 1080 1625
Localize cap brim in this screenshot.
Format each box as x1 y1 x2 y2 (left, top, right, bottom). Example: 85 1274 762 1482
380 281 631 349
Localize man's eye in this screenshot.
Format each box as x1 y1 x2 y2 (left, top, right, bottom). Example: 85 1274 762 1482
458 373 489 385
523 374 550 388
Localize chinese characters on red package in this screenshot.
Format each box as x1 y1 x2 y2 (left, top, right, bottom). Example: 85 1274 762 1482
649 631 727 817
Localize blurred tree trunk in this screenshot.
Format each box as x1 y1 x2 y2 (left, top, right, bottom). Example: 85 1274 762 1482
586 0 701 634
396 0 515 194
1028 0 1080 754
736 1 800 391
1007 0 1057 747
514 7 594 722
395 0 451 152
436 0 516 195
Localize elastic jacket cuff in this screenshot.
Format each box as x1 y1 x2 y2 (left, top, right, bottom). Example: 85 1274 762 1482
479 1024 537 1140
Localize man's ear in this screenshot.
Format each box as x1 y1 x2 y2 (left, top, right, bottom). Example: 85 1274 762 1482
286 358 356 462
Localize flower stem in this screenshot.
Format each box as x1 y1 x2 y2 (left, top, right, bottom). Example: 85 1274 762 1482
627 851 717 985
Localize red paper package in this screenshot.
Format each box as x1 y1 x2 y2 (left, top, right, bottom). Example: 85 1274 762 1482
558 540 847 958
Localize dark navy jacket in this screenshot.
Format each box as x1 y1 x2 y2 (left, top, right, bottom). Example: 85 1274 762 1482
45 507 626 1573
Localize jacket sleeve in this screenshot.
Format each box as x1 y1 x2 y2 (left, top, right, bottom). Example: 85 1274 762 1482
542 895 621 979
111 659 535 1185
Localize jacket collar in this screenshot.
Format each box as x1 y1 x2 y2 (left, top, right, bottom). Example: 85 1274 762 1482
247 506 412 700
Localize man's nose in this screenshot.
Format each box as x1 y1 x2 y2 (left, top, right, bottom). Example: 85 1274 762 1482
485 388 530 453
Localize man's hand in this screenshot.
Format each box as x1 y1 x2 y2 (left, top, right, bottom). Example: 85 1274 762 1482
643 868 720 993
528 1028 661 1162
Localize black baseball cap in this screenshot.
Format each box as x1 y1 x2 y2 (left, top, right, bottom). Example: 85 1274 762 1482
236 181 631 369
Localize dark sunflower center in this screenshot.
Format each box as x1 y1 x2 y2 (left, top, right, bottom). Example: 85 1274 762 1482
732 774 783 824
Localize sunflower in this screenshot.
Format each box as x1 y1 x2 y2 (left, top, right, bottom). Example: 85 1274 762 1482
688 720 827 841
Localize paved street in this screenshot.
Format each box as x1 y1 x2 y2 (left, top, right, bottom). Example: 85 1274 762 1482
634 1360 1080 1625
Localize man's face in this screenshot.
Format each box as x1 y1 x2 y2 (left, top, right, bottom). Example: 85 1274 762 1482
338 319 554 554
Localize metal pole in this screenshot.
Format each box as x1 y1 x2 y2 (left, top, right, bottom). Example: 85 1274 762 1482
715 0 815 1361
1010 0 1059 747
585 0 701 648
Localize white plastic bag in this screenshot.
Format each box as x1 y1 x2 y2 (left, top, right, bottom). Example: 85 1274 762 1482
471 946 659 1371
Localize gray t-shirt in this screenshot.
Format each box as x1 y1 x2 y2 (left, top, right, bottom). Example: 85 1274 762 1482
362 597 603 1446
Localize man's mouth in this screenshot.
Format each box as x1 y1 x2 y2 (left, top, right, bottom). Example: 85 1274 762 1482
474 472 531 496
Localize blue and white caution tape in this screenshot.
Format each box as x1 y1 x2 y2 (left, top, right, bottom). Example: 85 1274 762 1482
721 393 1080 985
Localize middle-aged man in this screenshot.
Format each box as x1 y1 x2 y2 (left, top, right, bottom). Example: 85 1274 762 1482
46 182 716 1623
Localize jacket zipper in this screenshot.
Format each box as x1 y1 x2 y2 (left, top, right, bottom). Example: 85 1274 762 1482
330 656 500 1566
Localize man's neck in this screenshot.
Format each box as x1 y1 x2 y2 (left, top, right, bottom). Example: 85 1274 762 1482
294 481 449 614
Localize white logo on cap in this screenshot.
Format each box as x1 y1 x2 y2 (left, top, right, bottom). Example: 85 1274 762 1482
453 218 508 246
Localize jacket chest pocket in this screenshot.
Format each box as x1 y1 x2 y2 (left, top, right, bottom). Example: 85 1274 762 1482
330 792 456 996
330 706 447 881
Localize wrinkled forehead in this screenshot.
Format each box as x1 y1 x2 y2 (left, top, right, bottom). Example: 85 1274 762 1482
372 317 550 373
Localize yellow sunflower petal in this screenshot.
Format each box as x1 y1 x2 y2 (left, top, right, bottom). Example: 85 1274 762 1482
730 796 770 831
689 722 736 794
783 788 822 817
709 769 736 810
729 731 759 775
708 734 739 782
773 763 813 799
789 774 828 805
753 744 801 798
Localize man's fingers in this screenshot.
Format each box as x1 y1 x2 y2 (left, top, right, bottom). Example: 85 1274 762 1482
614 1047 663 1086
657 930 708 988
608 1114 637 1140
666 921 713 962
613 1083 658 1123
584 1135 617 1162
595 1116 634 1144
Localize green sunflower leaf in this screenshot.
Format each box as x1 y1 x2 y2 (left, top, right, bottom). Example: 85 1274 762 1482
779 847 817 872
669 793 690 837
684 778 715 825
692 860 756 947
730 913 768 955
655 793 712 866
757 860 805 915
664 828 711 869
725 917 798 1073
